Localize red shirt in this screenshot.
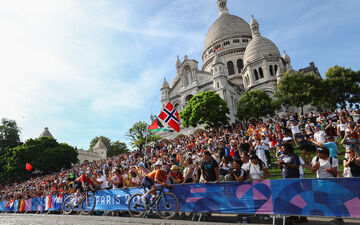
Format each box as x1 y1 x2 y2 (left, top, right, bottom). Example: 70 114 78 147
146 169 167 185
76 174 92 185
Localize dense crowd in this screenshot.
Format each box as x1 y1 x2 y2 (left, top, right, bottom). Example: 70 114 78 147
1 106 360 203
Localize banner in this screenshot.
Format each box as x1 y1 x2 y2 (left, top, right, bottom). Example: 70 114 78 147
0 178 360 218
271 178 360 218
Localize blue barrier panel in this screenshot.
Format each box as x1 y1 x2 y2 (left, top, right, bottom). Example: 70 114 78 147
31 197 43 211
94 188 143 211
0 201 4 211
173 181 273 214
271 178 360 218
1 178 360 218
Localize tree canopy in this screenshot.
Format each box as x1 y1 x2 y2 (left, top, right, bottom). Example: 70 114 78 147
125 121 161 151
180 90 230 128
320 66 360 109
275 71 322 114
0 137 78 181
89 136 129 157
0 118 22 154
236 89 278 121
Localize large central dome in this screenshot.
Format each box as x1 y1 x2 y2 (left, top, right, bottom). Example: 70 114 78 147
204 14 251 50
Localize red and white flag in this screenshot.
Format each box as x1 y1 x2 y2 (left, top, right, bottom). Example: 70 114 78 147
158 102 181 132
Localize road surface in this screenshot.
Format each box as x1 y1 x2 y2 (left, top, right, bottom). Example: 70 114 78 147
0 213 359 225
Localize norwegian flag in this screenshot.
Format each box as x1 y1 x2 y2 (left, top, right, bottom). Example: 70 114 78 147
158 102 180 132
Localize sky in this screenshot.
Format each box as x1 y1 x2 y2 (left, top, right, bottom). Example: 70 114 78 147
0 0 359 150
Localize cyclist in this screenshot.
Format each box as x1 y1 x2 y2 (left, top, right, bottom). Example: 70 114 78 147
73 170 96 205
140 160 173 205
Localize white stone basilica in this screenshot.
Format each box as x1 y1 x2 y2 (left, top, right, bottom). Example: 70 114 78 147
160 0 320 134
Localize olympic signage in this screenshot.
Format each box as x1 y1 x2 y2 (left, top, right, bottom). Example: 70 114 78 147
1 178 360 218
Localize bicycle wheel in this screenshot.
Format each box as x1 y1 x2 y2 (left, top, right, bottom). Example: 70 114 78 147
80 194 96 215
62 195 76 215
156 192 179 219
128 193 146 218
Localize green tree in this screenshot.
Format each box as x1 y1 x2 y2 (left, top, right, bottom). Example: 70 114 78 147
89 136 112 151
108 141 129 157
89 136 129 157
180 91 230 128
275 71 322 114
125 121 161 151
0 137 78 181
0 118 22 154
236 89 278 121
321 66 360 109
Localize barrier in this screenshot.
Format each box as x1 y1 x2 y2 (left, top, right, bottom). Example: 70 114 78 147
1 178 360 218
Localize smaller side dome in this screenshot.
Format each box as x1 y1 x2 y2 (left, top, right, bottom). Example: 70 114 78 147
161 78 170 89
244 36 280 63
283 50 290 63
244 16 280 63
250 14 259 27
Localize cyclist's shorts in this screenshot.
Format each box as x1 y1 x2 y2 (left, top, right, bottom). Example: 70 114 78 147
141 176 154 189
73 181 84 192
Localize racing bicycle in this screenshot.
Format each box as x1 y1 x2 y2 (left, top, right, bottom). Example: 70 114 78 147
127 185 179 219
62 188 96 215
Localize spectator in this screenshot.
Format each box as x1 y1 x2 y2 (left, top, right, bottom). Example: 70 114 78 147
107 169 123 189
314 126 326 144
298 129 312 165
247 155 269 181
169 165 183 184
228 159 246 182
341 130 360 156
312 136 339 159
343 148 360 177
96 171 109 190
182 157 194 184
311 147 338 178
337 119 347 138
277 143 300 179
200 151 219 183
253 139 267 167
219 156 232 181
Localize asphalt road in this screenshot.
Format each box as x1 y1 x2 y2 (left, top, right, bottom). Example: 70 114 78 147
0 214 359 225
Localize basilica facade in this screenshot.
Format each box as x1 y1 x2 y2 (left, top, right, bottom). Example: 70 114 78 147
160 0 320 126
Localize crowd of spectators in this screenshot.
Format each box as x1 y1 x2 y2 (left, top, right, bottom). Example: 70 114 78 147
1 106 360 204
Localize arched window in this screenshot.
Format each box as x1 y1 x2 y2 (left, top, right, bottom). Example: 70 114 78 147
274 65 278 74
237 59 244 73
185 95 193 102
269 65 274 76
227 61 235 75
259 67 264 78
174 103 180 112
254 69 259 80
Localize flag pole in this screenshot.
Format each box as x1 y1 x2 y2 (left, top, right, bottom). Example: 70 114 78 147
144 94 160 158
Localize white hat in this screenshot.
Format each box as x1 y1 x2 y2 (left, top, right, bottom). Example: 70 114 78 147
154 160 163 166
